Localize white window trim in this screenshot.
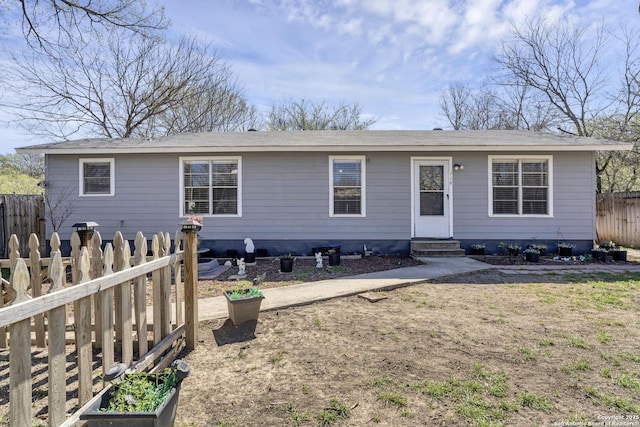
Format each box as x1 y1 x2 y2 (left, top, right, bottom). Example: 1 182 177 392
179 156 242 218
329 155 366 217
488 155 553 217
79 158 115 197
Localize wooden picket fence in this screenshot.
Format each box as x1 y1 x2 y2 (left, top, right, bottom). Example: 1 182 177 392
0 227 199 426
596 192 640 248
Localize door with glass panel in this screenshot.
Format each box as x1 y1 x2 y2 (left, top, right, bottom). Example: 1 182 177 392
412 159 451 237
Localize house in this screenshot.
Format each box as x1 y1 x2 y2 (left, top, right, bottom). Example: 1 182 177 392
16 130 632 256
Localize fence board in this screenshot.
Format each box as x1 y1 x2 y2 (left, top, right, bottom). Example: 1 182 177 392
133 232 148 356
0 195 45 258
28 234 46 348
9 258 32 426
76 247 93 406
47 250 66 427
100 244 115 377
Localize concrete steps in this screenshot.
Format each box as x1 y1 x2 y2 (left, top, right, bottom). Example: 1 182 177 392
411 239 465 257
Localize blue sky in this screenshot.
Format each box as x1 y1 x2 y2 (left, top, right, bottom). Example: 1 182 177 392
0 0 638 153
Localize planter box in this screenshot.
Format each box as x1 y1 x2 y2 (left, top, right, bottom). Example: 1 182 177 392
225 291 264 326
79 382 181 427
470 248 485 255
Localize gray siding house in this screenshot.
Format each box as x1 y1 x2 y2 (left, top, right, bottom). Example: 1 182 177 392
17 130 631 256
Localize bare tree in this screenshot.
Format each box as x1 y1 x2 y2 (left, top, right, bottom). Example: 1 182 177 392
439 83 472 130
16 0 167 49
43 183 77 232
6 31 251 140
267 99 376 131
495 16 609 137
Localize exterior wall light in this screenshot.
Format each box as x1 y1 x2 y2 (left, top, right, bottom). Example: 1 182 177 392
453 163 464 171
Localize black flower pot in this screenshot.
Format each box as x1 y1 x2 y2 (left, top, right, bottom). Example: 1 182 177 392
280 258 294 273
328 253 341 266
591 250 607 261
525 252 539 263
470 248 485 255
611 250 627 262
244 251 256 264
558 247 573 257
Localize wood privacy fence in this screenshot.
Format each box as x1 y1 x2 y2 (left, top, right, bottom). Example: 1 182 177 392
0 227 199 426
0 194 45 258
596 192 640 248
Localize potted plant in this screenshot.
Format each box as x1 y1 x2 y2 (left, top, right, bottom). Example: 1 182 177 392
610 245 627 262
591 247 608 261
557 242 574 257
327 249 341 266
469 243 485 255
224 283 265 326
499 242 521 257
279 253 294 273
598 240 616 251
530 244 547 256
524 248 540 263
80 360 190 427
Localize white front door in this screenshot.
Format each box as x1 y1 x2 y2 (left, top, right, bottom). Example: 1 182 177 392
412 158 452 238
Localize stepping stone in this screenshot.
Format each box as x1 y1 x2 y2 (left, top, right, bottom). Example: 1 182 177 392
358 292 388 303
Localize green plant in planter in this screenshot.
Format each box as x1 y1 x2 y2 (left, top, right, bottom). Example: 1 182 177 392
524 248 540 262
105 370 179 413
531 244 547 255
470 243 486 255
226 283 264 300
280 253 294 259
598 240 616 250
499 242 521 256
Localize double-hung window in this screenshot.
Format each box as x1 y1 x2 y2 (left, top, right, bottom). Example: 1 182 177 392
79 158 114 196
330 156 366 216
181 157 241 216
490 156 552 216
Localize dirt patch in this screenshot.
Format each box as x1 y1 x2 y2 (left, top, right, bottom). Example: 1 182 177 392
176 267 640 426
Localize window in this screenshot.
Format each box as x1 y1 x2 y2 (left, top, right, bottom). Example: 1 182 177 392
79 158 114 196
330 156 365 216
490 156 552 216
181 157 241 216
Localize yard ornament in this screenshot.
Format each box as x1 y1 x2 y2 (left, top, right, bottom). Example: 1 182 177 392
244 237 255 253
315 252 323 268
237 258 246 276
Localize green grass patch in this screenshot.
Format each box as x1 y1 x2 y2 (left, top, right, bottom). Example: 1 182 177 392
519 391 553 410
617 374 640 391
377 391 407 408
364 376 394 388
287 404 311 427
315 398 350 426
568 336 591 349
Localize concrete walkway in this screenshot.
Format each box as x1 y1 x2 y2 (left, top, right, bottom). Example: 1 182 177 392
198 256 492 321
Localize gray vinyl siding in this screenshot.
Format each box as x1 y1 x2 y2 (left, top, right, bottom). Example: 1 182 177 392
451 151 596 240
44 150 596 243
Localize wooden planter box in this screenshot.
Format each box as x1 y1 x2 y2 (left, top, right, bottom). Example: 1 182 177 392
225 291 264 326
79 380 182 427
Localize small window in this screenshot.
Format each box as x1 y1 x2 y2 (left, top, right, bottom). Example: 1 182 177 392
181 157 241 216
79 158 114 196
330 156 365 216
490 156 552 216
